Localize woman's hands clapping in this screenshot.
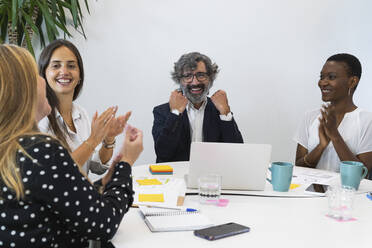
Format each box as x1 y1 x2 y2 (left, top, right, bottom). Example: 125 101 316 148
119 126 143 166
101 126 143 188
318 104 340 147
88 106 117 147
87 106 132 148
104 111 131 143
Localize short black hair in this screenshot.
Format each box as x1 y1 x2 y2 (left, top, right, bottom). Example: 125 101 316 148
326 53 362 79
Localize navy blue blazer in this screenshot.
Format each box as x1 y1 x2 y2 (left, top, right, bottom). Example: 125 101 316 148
152 98 243 163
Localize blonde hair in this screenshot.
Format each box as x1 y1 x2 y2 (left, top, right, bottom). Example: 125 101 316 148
0 45 39 199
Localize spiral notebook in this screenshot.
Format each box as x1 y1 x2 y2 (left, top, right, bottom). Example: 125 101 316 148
139 206 213 232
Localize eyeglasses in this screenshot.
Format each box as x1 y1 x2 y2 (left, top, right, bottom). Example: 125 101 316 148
181 72 209 83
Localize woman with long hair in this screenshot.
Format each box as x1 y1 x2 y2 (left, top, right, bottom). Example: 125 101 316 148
38 39 128 176
294 53 372 173
0 44 143 247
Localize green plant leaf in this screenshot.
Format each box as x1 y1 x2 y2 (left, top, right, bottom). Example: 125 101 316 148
3 0 91 51
76 16 86 39
44 19 55 42
0 11 9 42
35 11 45 47
76 1 83 18
50 0 57 18
16 22 23 45
84 0 90 14
56 4 66 25
55 0 71 9
21 21 35 57
36 1 58 34
54 19 72 37
21 9 39 35
71 0 78 27
11 0 18 30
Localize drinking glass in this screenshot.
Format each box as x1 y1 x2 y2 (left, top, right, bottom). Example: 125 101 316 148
327 185 355 220
198 174 221 204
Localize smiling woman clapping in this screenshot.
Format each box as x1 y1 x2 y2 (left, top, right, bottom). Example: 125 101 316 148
294 54 372 174
38 39 130 176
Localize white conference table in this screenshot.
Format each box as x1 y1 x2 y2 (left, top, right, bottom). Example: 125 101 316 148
112 162 372 248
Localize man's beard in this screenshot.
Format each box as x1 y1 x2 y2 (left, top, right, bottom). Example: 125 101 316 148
181 83 209 105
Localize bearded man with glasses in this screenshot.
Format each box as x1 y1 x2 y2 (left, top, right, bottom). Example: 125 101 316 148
152 52 243 163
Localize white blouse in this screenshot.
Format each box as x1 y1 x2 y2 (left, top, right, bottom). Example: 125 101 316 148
38 103 108 175
294 108 372 172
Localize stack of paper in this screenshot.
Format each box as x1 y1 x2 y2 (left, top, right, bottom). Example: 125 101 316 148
133 177 186 207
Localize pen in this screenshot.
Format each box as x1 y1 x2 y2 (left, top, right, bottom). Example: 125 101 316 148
367 192 372 201
138 204 198 212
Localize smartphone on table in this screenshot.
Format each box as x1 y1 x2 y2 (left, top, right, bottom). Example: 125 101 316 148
304 183 330 196
194 222 250 241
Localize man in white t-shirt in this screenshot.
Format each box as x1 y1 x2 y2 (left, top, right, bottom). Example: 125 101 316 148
294 53 372 177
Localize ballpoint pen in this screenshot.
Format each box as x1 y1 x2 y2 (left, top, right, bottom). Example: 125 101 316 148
367 192 372 201
137 204 198 212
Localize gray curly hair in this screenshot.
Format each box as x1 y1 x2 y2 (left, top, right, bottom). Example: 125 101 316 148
171 52 219 85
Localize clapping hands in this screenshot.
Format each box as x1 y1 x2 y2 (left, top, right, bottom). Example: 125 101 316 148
318 104 338 147
88 106 132 148
105 111 132 143
119 125 143 165
101 125 143 188
88 106 117 147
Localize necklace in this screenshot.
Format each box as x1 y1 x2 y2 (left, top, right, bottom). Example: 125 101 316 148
62 109 74 128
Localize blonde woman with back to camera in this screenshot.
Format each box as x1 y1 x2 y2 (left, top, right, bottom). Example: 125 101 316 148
0 45 143 248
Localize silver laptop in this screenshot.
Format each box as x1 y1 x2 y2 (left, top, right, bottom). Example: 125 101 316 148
186 142 272 190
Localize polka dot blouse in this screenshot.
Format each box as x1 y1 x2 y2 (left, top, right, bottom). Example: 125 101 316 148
0 135 134 248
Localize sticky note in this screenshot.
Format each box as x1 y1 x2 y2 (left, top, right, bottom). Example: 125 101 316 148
138 194 164 202
149 165 173 172
136 179 162 186
290 184 300 190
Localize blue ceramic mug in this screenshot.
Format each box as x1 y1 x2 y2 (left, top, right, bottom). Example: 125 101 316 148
267 162 293 192
340 161 368 190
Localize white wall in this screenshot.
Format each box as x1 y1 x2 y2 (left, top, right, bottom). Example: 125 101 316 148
36 0 372 166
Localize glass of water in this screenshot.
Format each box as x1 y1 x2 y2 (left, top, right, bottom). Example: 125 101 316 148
327 185 355 220
198 174 222 204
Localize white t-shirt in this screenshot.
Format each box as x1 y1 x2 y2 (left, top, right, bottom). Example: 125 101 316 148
38 103 108 175
294 108 372 172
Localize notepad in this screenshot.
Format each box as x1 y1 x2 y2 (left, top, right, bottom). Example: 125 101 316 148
136 179 163 185
290 184 301 190
139 206 213 232
149 165 173 175
138 194 164 202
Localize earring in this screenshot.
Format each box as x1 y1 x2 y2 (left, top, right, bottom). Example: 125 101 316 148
348 88 351 96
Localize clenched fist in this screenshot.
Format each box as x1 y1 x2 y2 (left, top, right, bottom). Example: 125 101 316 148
211 90 230 115
169 90 188 113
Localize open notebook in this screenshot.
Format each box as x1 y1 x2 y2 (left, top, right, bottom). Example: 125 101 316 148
139 206 213 232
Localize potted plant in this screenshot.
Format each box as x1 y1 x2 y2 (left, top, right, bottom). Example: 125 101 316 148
0 0 90 56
